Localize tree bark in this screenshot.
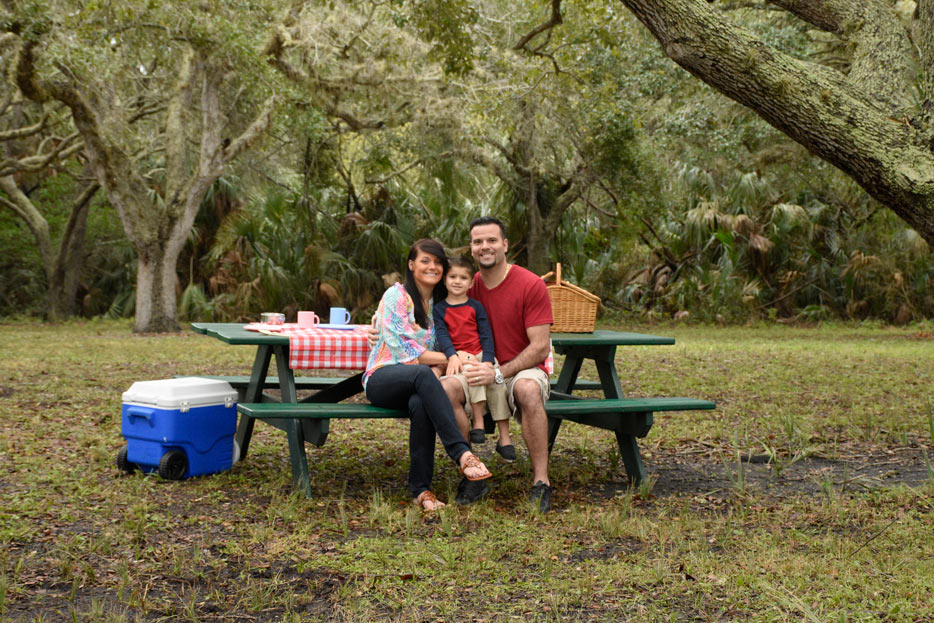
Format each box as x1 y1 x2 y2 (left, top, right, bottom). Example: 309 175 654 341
619 0 934 245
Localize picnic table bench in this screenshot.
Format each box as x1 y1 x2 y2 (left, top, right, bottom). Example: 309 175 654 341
189 323 715 497
237 396 714 495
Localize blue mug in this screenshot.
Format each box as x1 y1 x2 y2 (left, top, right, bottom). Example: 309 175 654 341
329 307 351 325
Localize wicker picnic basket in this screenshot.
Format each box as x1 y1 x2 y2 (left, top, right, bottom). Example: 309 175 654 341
540 263 600 333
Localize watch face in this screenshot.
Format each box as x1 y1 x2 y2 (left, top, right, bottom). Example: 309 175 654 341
494 371 504 384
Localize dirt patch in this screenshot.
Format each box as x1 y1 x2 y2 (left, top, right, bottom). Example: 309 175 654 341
606 445 932 500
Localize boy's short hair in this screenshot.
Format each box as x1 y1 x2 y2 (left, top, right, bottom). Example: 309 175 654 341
447 256 475 273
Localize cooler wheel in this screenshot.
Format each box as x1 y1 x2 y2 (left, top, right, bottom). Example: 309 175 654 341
116 444 136 473
158 450 188 480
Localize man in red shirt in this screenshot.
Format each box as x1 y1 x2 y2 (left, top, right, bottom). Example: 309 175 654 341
444 216 554 512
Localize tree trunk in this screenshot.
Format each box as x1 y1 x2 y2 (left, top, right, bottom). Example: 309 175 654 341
48 182 98 320
134 240 182 333
524 171 552 275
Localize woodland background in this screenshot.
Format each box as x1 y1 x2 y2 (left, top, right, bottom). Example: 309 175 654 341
1 0 932 329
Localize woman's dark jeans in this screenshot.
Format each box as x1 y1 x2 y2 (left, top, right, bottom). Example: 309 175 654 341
365 364 470 498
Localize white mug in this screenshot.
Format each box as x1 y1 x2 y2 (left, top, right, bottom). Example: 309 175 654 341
329 307 351 325
297 311 320 328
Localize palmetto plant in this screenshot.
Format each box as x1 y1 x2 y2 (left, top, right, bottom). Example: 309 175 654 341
624 162 934 321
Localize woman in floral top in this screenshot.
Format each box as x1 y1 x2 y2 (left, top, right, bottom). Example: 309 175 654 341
364 239 491 510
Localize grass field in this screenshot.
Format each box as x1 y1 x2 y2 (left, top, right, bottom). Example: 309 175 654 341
0 319 932 622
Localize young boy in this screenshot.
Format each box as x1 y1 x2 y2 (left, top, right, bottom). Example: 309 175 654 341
432 257 515 460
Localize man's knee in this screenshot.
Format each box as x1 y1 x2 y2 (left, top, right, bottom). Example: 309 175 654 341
513 379 544 411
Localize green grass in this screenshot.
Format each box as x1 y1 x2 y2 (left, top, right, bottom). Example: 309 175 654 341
0 318 932 621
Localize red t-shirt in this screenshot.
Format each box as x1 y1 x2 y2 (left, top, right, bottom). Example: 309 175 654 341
469 265 553 371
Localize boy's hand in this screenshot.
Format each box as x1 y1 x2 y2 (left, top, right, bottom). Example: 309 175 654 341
445 354 462 377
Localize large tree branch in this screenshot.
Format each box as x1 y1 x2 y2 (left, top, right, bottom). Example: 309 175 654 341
620 0 934 244
769 0 914 110
0 113 47 141
920 0 934 110
455 144 519 189
163 46 197 213
223 95 275 163
0 132 82 177
0 174 53 276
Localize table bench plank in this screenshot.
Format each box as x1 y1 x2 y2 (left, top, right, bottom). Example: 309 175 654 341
237 397 715 496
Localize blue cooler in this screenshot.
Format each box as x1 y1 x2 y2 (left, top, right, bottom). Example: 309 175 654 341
117 377 239 480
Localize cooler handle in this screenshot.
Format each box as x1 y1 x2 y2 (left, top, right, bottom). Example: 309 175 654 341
127 406 154 423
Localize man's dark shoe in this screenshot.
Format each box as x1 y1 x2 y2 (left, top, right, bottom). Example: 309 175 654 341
455 475 490 505
495 443 517 462
469 428 486 444
529 480 553 513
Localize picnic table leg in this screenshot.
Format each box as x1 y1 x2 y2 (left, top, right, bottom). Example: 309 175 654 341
273 346 313 497
589 346 649 485
553 355 582 394
235 344 274 461
594 358 622 400
547 416 562 453
615 429 646 486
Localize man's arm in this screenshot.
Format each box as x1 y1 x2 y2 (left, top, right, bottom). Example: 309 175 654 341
498 324 550 379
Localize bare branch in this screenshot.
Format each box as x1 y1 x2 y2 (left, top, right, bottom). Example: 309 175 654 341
364 151 453 184
223 95 276 163
514 0 563 51
0 113 47 141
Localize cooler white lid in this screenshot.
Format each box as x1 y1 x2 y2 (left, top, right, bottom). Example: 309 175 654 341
122 377 238 409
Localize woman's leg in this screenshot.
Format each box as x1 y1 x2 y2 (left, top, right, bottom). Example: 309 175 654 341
366 364 473 496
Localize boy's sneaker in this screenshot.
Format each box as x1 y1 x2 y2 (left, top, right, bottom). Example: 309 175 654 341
529 480 553 513
495 443 517 462
469 428 486 444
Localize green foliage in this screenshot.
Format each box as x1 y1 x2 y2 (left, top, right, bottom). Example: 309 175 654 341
404 0 478 75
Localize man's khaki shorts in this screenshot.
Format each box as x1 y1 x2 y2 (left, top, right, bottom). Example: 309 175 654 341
448 367 549 423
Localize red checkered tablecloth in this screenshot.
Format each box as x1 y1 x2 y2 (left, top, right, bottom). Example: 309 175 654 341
244 323 371 370
286 325 370 370
243 323 554 373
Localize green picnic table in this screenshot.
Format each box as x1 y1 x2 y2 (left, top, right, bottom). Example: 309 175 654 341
189 323 714 495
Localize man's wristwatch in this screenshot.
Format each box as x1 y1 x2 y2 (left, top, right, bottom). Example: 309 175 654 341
493 368 504 384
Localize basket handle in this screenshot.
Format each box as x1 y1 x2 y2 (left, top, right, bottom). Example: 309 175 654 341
555 263 562 286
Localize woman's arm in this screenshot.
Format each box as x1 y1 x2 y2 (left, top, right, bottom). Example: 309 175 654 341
374 285 427 363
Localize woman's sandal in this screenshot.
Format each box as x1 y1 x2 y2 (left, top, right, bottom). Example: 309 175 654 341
414 490 445 511
459 452 493 481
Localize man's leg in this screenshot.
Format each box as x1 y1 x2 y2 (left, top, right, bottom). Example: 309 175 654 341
513 378 549 486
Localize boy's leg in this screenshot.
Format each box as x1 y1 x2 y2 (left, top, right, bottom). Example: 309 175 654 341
465 372 488 443
496 418 512 447
470 400 487 431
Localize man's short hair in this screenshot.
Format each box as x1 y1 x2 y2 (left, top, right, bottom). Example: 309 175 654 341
468 216 507 240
